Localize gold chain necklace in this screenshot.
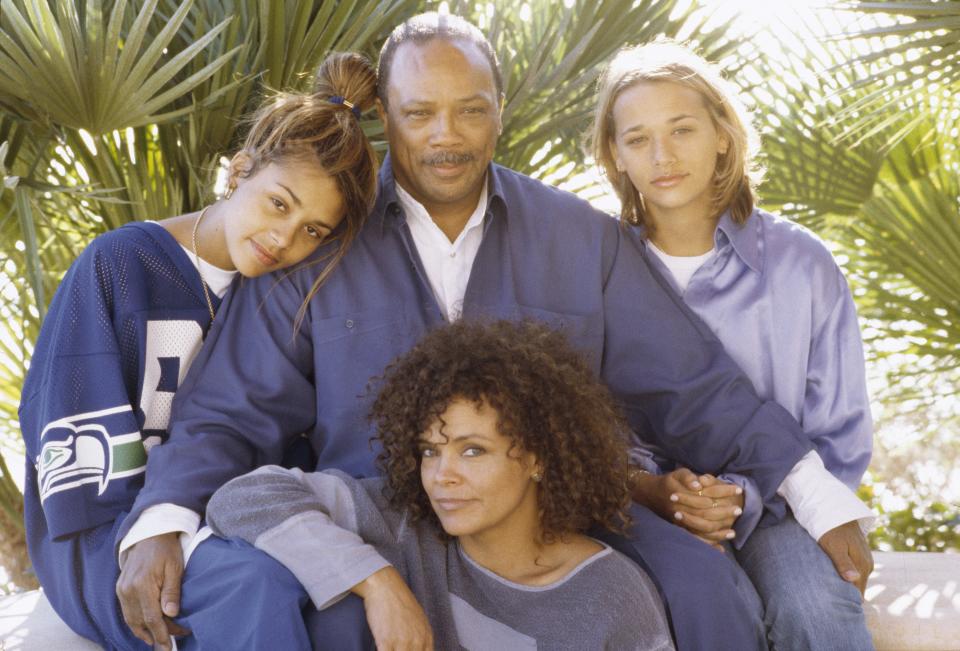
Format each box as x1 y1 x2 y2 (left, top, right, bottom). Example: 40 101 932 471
191 206 217 322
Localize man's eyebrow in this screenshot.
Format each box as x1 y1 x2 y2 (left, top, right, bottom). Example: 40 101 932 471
619 113 699 137
398 94 492 109
398 99 434 109
277 183 301 207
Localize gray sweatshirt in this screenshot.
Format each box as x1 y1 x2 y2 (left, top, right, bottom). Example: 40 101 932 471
206 466 674 651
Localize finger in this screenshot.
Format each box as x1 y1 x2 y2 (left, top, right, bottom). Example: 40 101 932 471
693 534 725 552
697 474 717 487
674 505 743 527
699 483 743 499
165 616 191 638
138 591 172 651
850 542 873 595
672 509 729 533
673 468 701 492
825 544 863 593
673 509 731 534
669 492 711 510
117 577 155 646
696 528 737 542
120 604 154 647
160 562 183 619
671 491 742 512
675 517 737 541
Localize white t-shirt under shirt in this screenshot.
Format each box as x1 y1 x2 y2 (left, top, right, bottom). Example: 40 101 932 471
646 241 715 293
118 241 236 564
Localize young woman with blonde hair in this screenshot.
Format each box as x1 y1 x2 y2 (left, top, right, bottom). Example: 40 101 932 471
591 41 875 650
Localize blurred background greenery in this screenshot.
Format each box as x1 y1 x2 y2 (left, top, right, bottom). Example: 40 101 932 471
0 0 957 592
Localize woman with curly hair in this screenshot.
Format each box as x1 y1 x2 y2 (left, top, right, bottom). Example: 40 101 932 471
205 320 674 650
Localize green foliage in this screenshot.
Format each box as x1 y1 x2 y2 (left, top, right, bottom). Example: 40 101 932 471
758 8 960 402
858 484 960 552
834 0 960 147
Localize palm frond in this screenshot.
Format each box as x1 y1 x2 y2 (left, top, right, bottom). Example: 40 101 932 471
0 0 238 134
832 0 960 147
443 0 738 180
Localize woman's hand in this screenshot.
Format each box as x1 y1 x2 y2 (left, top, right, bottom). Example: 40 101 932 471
116 532 191 650
632 468 744 550
353 566 434 650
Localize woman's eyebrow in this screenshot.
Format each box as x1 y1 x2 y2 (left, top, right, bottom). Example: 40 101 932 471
277 183 301 207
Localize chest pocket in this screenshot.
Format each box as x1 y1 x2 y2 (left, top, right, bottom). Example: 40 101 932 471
512 304 603 371
311 306 416 402
312 306 407 344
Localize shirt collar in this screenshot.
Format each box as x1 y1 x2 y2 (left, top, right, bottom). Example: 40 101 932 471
374 154 508 233
395 175 488 242
715 209 763 274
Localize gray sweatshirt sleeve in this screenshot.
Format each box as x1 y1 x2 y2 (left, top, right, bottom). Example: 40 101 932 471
206 465 392 610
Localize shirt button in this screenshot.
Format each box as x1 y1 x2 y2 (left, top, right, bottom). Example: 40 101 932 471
449 251 456 258
345 319 354 329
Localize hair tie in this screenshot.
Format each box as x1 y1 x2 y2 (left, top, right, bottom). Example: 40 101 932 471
329 96 362 119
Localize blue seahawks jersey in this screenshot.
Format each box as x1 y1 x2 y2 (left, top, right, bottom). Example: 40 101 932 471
19 221 224 541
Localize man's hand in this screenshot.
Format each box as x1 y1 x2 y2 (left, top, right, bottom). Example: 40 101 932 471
633 467 743 549
116 532 190 649
818 520 873 596
353 566 433 651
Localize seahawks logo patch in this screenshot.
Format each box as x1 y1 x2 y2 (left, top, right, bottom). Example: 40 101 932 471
37 405 147 503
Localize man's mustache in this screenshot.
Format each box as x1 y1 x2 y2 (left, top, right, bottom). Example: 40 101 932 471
423 151 475 165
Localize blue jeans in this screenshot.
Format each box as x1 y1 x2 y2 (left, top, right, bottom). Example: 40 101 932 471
733 516 874 651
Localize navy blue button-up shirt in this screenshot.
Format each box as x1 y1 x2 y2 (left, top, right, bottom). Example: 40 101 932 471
126 157 813 534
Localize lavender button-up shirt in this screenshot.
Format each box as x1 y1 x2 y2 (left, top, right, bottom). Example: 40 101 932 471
640 209 873 540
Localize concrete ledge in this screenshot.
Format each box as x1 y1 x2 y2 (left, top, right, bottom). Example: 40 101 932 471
1 552 958 649
0 589 99 650
865 552 960 651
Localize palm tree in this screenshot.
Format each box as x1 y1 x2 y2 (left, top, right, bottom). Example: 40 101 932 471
757 3 960 406
754 3 960 549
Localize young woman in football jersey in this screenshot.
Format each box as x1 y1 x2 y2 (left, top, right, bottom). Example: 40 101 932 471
590 41 875 650
19 52 379 651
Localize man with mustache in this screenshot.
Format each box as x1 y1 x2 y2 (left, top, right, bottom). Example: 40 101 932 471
116 12 871 650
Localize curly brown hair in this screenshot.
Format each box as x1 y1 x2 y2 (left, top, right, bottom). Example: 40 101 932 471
370 320 633 540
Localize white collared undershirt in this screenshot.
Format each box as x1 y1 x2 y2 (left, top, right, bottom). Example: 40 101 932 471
395 180 488 322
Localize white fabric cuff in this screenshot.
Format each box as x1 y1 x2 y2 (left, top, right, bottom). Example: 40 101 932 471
777 451 875 542
118 503 201 567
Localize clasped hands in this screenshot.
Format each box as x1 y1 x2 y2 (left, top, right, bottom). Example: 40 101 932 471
633 467 873 595
634 467 744 551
